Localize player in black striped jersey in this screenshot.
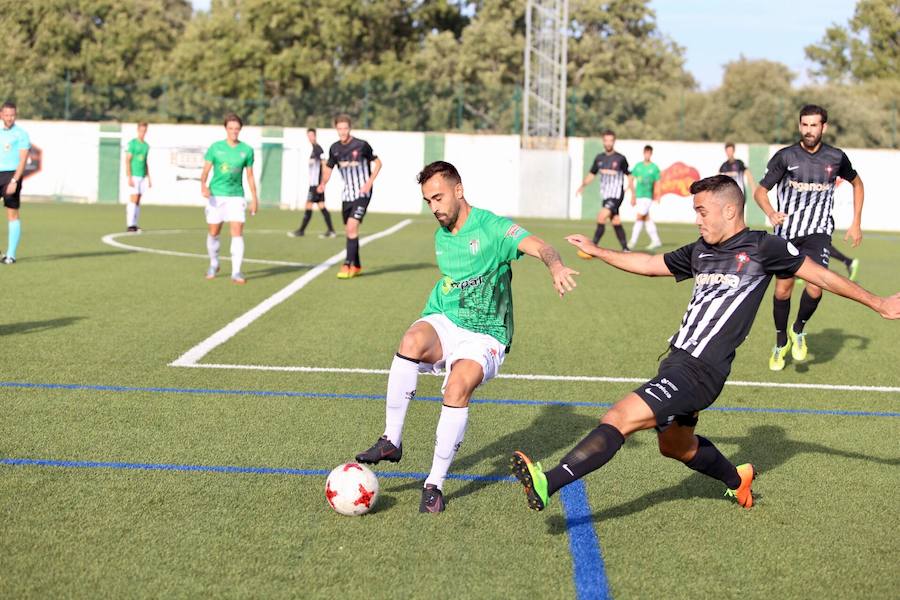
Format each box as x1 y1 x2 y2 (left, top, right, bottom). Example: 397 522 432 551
718 142 755 196
575 130 630 253
317 114 383 279
753 105 865 371
288 128 336 239
510 175 900 512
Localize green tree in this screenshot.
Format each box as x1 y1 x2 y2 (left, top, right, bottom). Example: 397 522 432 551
0 0 192 120
805 0 900 82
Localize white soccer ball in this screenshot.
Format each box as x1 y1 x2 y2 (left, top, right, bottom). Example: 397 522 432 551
325 463 379 516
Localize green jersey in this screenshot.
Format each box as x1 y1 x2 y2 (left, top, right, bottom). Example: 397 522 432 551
631 161 660 199
204 140 254 197
422 207 530 347
126 138 149 177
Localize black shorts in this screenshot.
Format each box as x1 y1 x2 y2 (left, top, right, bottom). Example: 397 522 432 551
0 171 21 209
342 197 370 224
602 196 624 215
777 233 830 278
634 348 727 431
307 186 325 203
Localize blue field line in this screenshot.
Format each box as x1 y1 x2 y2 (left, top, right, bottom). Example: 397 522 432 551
0 457 513 482
1 381 899 418
2 455 604 598
560 481 612 600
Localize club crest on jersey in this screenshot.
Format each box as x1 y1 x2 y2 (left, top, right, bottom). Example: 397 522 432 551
469 239 480 255
735 252 750 272
505 224 523 239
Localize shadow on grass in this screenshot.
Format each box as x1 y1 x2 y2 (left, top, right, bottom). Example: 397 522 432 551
245 265 311 281
794 328 869 371
0 317 85 336
27 250 130 262
358 262 436 278
545 424 900 534
385 404 643 502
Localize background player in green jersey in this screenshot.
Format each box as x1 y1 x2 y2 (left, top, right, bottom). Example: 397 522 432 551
0 101 30 264
355 161 579 513
124 122 150 232
199 113 258 284
628 144 662 250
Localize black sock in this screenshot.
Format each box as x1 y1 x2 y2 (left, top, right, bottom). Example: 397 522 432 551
684 436 740 489
545 423 625 496
346 237 360 267
773 296 790 347
321 208 334 232
613 224 628 250
793 289 821 333
299 209 313 232
592 224 605 244
828 244 852 267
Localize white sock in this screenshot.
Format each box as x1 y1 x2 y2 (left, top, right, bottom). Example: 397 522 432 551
645 219 661 245
207 234 220 268
133 204 141 227
629 220 644 247
383 354 420 446
425 405 469 490
126 202 136 227
230 236 244 276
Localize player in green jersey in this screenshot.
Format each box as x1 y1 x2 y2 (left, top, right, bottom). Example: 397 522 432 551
124 122 150 232
628 145 662 250
199 113 259 284
355 161 579 513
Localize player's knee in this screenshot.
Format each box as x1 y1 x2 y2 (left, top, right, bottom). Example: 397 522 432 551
657 437 692 461
442 384 472 408
397 329 427 358
805 284 823 298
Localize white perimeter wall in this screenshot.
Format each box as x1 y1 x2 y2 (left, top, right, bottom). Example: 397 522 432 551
17 120 900 231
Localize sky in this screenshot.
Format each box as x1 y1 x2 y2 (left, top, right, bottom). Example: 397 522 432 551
189 0 857 89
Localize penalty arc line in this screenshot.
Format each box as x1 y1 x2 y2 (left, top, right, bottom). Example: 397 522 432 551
101 230 313 267
169 219 413 368
170 362 900 394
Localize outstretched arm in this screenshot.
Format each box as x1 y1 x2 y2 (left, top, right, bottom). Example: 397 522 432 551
795 256 900 318
753 185 785 226
518 234 579 297
565 234 672 277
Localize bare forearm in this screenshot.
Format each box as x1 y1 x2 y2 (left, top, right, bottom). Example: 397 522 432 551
538 244 563 270
852 178 864 224
14 154 27 180
753 187 774 217
801 260 881 311
591 247 664 276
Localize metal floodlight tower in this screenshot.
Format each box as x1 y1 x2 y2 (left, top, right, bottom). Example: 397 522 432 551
522 0 568 148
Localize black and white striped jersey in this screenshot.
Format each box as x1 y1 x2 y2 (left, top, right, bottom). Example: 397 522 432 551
309 143 324 187
664 229 805 375
589 152 629 199
719 159 747 193
327 137 377 202
759 142 857 240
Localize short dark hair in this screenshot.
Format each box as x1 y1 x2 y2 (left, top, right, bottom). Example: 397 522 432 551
643 145 653 152
1 101 16 111
417 161 461 186
724 142 735 150
689 174 744 207
799 104 827 124
334 113 352 126
223 112 243 127
307 128 316 134
601 129 616 138
138 121 149 128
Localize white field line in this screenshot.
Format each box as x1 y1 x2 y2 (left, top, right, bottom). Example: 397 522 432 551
101 230 313 267
169 219 413 367
172 361 900 394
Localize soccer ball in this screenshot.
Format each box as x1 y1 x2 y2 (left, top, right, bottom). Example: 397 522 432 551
325 463 379 516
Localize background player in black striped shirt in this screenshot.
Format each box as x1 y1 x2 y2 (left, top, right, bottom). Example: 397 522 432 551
288 128 335 238
317 114 382 279
754 105 865 371
510 175 899 513
718 142 754 196
575 130 630 253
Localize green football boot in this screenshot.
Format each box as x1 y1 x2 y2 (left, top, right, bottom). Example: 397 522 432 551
510 451 550 511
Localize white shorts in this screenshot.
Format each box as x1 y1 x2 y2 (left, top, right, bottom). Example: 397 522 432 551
129 177 149 196
635 197 654 216
205 196 246 224
414 313 506 392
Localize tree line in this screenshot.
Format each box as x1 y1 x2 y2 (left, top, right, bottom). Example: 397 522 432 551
1 0 896 148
